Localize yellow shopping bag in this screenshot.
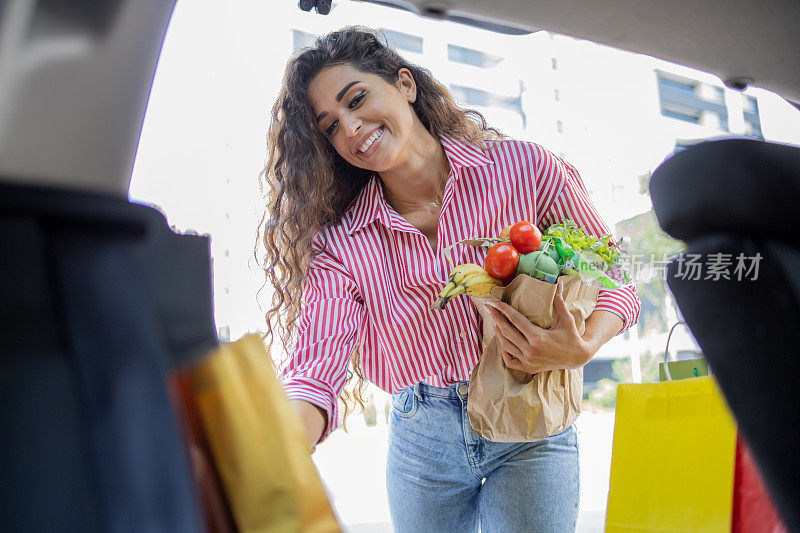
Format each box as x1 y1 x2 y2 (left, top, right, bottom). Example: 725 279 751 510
605 375 737 532
188 334 340 533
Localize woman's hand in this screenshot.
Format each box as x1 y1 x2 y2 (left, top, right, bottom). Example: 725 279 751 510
485 284 593 375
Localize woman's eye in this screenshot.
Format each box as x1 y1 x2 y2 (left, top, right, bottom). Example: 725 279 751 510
349 91 366 109
323 92 364 136
325 120 338 135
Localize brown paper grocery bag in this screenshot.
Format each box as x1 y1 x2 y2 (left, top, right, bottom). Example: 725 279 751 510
467 274 599 442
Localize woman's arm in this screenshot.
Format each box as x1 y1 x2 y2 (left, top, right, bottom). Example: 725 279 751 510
582 309 624 358
290 399 328 452
537 154 640 334
281 239 365 448
485 146 639 374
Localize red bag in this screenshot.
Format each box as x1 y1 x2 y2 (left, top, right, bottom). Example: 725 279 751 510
732 435 786 533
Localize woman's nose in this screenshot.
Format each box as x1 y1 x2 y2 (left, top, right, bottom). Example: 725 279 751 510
341 114 363 137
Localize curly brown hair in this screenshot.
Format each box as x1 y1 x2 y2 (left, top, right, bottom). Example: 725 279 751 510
256 26 504 426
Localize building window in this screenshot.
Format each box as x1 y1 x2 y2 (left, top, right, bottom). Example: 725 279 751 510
556 120 563 133
713 87 728 130
551 57 558 70
713 86 726 104
657 72 728 131
744 95 758 114
450 84 527 127
447 44 503 68
743 96 763 139
451 85 491 106
662 108 701 124
659 76 697 97
554 88 560 101
380 29 423 54
218 326 230 342
292 29 317 51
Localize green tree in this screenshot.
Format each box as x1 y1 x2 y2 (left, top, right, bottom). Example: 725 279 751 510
612 349 661 384
615 172 686 334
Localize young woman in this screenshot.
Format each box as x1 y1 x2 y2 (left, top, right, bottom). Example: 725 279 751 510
259 27 640 532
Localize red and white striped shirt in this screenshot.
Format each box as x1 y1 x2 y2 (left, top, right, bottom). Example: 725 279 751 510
282 135 640 442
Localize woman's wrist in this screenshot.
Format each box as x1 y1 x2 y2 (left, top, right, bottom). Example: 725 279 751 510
580 310 625 364
571 337 595 368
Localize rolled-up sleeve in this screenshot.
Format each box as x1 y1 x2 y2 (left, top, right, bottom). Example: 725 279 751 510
536 151 641 335
281 239 365 444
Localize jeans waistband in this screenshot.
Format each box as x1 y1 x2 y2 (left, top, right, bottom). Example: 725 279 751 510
411 381 469 400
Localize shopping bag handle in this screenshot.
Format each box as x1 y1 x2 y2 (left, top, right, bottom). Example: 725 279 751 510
663 321 690 382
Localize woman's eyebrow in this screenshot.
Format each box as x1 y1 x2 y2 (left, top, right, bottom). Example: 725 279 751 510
336 80 361 102
316 80 362 123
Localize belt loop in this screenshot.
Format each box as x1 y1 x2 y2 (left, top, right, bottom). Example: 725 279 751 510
413 382 424 402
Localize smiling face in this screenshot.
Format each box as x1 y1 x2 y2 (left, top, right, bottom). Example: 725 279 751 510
308 63 418 173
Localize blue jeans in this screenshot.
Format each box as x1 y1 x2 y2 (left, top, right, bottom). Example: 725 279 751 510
386 381 579 533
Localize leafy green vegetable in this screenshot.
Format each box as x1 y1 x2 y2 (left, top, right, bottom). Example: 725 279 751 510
541 219 630 288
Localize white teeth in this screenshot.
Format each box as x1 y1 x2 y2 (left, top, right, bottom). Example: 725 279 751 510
359 128 383 153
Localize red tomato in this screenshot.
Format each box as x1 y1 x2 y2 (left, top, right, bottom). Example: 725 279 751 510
484 243 519 281
509 221 542 254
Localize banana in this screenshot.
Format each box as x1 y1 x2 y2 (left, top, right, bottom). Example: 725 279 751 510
431 266 501 310
434 264 485 302
437 281 458 299
449 263 486 285
446 285 466 298
462 274 502 298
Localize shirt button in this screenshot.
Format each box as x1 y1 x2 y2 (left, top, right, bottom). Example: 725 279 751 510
458 384 469 395
460 330 467 338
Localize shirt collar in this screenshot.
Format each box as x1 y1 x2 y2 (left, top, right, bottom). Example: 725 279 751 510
342 133 495 236
439 133 495 178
